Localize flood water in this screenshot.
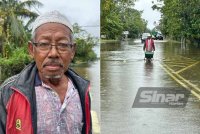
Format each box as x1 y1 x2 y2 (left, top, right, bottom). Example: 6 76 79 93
101 39 200 134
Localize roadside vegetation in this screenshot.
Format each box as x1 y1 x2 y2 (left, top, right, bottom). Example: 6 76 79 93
101 0 200 47
101 0 147 40
152 0 200 46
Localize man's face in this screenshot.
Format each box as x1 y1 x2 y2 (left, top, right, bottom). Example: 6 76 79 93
28 23 75 80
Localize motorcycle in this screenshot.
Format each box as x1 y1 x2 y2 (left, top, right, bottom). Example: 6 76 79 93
144 51 154 62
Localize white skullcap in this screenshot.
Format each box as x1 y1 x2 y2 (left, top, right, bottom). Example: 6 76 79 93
32 10 73 34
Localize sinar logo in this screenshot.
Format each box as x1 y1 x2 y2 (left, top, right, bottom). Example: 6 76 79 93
132 87 190 108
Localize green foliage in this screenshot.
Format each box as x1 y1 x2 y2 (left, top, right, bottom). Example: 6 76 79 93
74 37 97 63
124 9 147 38
153 0 200 43
0 0 43 56
101 0 123 39
101 0 146 39
0 46 32 81
72 23 97 62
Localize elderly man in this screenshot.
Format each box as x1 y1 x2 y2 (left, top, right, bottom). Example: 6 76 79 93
0 11 92 134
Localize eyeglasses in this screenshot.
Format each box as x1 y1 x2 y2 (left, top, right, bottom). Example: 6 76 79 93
32 42 74 53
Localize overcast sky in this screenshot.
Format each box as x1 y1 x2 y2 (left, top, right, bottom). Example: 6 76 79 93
31 0 161 36
134 0 161 30
33 0 100 37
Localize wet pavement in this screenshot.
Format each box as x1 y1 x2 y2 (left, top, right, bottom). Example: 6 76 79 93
101 39 200 134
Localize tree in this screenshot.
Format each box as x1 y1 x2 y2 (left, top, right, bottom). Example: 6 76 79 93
121 8 147 38
0 0 43 57
153 0 200 44
72 23 97 62
101 0 123 39
101 0 145 39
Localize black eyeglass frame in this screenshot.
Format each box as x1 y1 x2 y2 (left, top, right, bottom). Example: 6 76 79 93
32 42 75 53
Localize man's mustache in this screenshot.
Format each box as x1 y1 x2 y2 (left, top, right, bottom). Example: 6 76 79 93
42 60 64 68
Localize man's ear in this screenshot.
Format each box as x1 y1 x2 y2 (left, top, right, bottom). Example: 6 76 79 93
28 41 34 58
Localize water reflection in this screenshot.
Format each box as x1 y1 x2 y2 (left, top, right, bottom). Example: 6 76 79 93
144 60 154 80
101 41 122 51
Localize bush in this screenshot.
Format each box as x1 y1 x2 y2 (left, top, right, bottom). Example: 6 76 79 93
73 37 97 63
0 46 32 81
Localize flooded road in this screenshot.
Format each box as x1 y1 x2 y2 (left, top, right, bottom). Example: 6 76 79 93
101 39 200 134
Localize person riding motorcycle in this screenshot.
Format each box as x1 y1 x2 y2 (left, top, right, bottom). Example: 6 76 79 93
143 35 155 60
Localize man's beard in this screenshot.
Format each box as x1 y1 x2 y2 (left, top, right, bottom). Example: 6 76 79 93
41 59 65 80
41 72 64 85
43 73 62 79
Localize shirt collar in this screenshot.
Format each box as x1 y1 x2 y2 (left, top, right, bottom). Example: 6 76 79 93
34 72 74 91
35 71 42 86
34 72 53 89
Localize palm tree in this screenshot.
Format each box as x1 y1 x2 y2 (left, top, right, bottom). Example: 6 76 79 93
0 0 43 57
